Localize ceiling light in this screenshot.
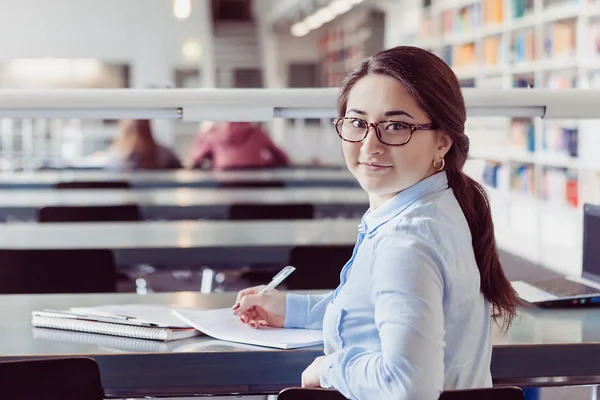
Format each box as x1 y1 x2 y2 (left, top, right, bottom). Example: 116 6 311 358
329 0 352 15
182 40 203 61
173 0 192 20
314 7 336 24
304 14 323 30
291 22 310 37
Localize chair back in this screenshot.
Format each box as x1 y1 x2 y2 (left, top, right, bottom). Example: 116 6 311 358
0 249 117 294
284 245 353 290
38 204 142 223
229 203 314 220
55 181 131 189
277 387 525 400
0 357 105 400
439 387 524 400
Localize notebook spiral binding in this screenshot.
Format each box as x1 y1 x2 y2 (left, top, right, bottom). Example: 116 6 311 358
31 316 170 341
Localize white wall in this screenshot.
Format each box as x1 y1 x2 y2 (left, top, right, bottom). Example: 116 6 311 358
276 32 320 87
0 0 213 88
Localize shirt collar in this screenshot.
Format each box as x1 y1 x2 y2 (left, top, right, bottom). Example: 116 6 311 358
358 171 449 236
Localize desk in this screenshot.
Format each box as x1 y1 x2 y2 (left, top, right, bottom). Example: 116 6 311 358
0 219 360 266
0 187 368 221
2 291 600 398
0 169 358 189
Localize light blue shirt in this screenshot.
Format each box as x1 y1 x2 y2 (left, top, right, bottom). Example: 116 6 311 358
284 171 492 400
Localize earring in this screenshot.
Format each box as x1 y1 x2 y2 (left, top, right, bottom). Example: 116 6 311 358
433 157 445 171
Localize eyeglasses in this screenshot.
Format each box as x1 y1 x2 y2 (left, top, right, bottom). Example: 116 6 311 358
333 117 436 146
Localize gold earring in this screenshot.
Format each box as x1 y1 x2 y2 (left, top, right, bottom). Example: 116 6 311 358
433 157 445 171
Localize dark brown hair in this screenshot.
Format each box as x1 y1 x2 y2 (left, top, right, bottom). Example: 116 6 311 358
112 119 159 170
337 46 518 329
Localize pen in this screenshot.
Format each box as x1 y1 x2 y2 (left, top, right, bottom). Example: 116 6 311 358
259 266 296 294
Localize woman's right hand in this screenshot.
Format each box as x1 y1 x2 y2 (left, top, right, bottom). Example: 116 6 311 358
232 285 286 329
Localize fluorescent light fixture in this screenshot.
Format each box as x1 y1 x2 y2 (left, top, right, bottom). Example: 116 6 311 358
329 0 353 15
291 22 310 37
0 108 181 120
314 7 336 24
173 0 191 19
0 88 598 121
304 14 323 30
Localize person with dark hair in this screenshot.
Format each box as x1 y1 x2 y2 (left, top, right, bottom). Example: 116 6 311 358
106 119 182 171
232 46 519 400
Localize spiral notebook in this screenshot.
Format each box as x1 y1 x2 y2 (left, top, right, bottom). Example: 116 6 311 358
31 304 199 342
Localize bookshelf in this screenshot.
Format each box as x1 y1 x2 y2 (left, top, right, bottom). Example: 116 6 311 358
416 0 600 275
317 9 385 87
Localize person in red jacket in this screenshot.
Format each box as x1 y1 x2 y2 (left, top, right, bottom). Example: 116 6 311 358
188 122 290 170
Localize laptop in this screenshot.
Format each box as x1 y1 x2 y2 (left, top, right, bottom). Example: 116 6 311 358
511 203 600 308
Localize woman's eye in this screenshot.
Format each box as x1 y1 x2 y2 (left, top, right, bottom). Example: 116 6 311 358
350 119 367 128
385 122 409 131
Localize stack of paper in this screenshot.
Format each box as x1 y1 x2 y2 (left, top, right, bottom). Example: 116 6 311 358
174 308 323 350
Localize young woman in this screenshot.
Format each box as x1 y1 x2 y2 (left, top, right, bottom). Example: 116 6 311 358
106 119 182 171
233 46 518 400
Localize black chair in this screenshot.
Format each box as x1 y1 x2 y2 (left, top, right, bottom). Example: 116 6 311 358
0 357 105 400
37 204 142 223
0 249 117 294
277 387 525 400
219 180 286 188
284 245 354 290
439 387 525 399
229 203 314 220
55 181 131 189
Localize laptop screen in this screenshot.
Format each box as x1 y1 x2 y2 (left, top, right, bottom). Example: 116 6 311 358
582 204 600 281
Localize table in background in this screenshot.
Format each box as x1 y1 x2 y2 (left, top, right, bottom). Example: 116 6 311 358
0 219 361 266
0 169 358 189
0 187 368 221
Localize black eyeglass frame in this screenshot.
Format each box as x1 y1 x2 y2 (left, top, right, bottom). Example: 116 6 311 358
333 117 436 146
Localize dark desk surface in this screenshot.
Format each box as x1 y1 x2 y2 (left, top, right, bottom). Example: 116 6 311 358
2 277 600 398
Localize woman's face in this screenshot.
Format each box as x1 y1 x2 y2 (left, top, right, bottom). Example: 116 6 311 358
341 74 452 208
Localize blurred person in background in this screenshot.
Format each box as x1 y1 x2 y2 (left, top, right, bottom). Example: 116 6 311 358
188 121 290 170
105 119 182 171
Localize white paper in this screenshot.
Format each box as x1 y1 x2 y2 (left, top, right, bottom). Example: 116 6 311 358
173 308 323 349
69 304 190 328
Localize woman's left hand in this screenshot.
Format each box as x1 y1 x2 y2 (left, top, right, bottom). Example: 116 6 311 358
301 355 326 388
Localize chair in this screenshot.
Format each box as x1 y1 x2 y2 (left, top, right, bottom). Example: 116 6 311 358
216 205 317 291
283 245 354 290
0 357 105 400
0 249 117 294
439 387 525 399
229 203 314 220
277 387 525 400
55 181 131 189
37 204 142 223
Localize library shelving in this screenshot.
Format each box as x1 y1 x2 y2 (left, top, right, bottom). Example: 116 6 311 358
417 0 600 274
317 9 385 87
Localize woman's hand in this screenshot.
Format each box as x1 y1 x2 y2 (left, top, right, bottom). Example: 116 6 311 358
233 285 286 328
301 356 326 388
